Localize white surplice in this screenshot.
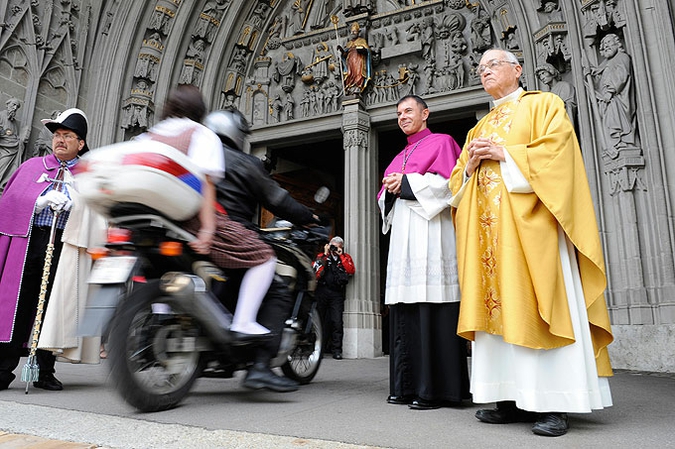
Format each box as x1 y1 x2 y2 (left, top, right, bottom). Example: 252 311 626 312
379 172 460 305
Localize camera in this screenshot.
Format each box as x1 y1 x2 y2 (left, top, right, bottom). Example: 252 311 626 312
329 244 338 254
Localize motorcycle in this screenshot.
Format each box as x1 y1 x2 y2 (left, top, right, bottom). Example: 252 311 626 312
77 142 330 412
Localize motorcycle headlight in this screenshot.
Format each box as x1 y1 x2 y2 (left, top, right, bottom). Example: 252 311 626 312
160 272 194 294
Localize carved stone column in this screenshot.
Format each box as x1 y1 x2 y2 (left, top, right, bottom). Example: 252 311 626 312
341 97 382 358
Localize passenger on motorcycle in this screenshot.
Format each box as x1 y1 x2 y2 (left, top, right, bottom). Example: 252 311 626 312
204 108 322 393
136 85 276 343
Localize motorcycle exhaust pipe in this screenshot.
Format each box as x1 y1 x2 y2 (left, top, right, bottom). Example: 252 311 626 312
159 272 233 347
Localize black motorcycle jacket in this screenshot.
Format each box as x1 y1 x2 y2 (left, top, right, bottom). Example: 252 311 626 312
215 145 317 226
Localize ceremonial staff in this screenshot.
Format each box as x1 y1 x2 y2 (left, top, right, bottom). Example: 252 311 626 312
331 15 346 97
21 165 67 393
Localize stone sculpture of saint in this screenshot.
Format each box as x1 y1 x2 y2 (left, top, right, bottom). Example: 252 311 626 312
535 63 577 124
0 99 27 193
590 33 638 158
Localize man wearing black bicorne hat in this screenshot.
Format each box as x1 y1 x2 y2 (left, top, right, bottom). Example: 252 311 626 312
0 108 105 391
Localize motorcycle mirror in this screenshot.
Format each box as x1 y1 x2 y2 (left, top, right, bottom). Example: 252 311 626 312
314 186 330 204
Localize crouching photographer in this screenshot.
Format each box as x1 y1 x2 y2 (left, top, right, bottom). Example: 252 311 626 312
313 237 355 360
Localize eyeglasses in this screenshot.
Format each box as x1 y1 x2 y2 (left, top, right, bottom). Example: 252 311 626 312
52 133 80 142
476 59 518 75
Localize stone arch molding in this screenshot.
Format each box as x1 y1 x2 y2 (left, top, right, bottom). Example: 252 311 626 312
111 0 545 134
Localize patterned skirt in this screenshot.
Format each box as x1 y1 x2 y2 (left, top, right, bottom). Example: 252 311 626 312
183 212 274 269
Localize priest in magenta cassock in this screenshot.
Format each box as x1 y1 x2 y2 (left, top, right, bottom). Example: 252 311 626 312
378 94 469 411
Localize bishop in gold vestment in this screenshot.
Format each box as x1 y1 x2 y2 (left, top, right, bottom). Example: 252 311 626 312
449 49 613 437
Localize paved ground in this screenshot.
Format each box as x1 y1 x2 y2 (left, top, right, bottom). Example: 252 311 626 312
0 356 674 448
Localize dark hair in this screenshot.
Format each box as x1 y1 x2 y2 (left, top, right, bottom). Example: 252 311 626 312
161 85 207 122
396 95 428 110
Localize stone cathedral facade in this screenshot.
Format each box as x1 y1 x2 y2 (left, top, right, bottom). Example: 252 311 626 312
1 0 674 373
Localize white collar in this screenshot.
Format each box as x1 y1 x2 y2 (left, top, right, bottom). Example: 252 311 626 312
493 87 523 107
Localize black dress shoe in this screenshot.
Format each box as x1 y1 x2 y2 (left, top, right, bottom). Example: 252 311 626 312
33 374 63 391
243 364 299 393
386 395 413 405
408 399 441 410
332 352 342 360
230 331 273 346
475 401 538 424
532 413 569 437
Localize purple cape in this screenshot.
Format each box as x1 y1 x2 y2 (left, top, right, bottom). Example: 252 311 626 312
378 128 462 199
0 155 60 342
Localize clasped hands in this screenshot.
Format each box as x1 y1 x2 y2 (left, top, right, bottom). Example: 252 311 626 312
35 190 72 213
465 137 506 176
382 172 403 195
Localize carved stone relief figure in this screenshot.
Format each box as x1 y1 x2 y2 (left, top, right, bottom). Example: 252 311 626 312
249 2 269 28
315 87 326 114
179 39 206 85
308 0 335 30
134 33 162 82
273 52 303 93
405 21 421 42
193 0 229 43
148 4 174 35
420 17 436 63
536 0 559 12
283 92 295 120
589 33 638 159
0 98 27 191
301 89 311 117
286 0 308 37
122 80 155 131
33 110 61 158
583 0 626 45
231 47 248 73
262 16 284 55
469 4 492 52
271 93 283 122
401 63 419 96
219 90 237 109
324 81 341 113
307 42 333 85
535 63 576 123
423 61 436 94
343 0 373 18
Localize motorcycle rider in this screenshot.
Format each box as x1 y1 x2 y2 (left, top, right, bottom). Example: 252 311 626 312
204 108 321 393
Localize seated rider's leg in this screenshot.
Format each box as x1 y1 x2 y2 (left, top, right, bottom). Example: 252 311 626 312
231 256 277 335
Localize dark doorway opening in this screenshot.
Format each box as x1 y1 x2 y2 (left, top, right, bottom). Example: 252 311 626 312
267 137 345 237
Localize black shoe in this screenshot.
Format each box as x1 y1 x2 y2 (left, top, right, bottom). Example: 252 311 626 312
243 364 299 393
230 331 273 346
532 413 569 437
408 399 441 410
475 401 538 424
33 374 63 391
332 352 342 360
386 395 413 405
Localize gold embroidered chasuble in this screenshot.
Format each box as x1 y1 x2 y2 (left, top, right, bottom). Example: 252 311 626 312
449 90 613 376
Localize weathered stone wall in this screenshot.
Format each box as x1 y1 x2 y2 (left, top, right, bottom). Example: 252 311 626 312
2 0 674 371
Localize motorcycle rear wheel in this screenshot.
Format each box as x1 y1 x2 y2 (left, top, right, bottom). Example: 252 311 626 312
108 280 204 412
281 308 323 384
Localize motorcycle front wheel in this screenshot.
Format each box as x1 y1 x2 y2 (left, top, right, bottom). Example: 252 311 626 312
281 308 323 384
108 280 204 412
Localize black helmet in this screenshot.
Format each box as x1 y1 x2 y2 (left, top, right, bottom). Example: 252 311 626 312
204 108 250 151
